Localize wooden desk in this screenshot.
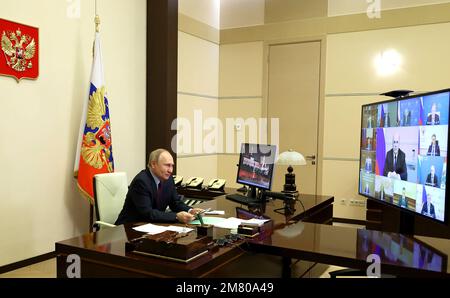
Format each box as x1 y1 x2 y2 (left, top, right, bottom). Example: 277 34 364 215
55 192 333 277
55 191 450 278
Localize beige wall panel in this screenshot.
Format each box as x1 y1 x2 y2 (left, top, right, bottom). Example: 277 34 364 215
326 22 450 94
178 14 220 44
220 0 265 29
0 0 146 266
323 96 384 159
219 42 264 97
265 0 327 23
179 0 220 29
328 0 450 17
218 98 263 154
322 160 366 220
177 94 219 155
217 154 241 188
178 32 219 96
176 155 218 184
218 98 262 120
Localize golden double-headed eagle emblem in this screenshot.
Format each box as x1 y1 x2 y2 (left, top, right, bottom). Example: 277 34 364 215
1 28 36 72
81 87 114 173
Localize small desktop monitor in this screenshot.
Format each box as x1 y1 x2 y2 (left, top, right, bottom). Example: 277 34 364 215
359 88 450 225
236 143 277 191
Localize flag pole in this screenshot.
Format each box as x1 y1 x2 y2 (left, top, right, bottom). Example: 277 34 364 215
90 0 100 232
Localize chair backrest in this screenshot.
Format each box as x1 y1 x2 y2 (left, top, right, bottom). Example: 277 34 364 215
93 172 128 225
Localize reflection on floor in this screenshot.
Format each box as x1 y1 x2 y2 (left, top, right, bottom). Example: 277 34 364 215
0 258 56 278
0 256 347 278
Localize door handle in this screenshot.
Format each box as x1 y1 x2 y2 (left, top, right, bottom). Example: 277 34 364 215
305 155 316 160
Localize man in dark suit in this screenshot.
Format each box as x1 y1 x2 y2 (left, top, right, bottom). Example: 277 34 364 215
383 133 408 181
115 149 202 225
381 112 390 127
426 103 440 125
421 193 436 219
402 110 411 126
398 187 408 208
427 134 440 156
426 165 439 187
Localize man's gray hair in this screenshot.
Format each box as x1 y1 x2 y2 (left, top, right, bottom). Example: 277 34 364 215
147 149 169 168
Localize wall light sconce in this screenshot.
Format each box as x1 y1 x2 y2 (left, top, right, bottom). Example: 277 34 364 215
374 49 402 76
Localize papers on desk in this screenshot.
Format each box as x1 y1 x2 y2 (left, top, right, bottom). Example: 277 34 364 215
190 217 269 230
240 218 271 227
204 210 225 215
133 223 193 235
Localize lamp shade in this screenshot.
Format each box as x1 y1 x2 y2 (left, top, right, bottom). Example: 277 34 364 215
276 150 306 166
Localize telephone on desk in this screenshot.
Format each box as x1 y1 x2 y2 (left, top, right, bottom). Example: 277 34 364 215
185 177 204 189
173 175 183 186
207 178 226 191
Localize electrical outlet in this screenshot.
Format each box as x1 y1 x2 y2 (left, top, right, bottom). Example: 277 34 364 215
340 198 346 205
349 199 366 207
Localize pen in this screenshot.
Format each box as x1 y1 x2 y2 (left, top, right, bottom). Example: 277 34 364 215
197 208 211 215
197 213 204 225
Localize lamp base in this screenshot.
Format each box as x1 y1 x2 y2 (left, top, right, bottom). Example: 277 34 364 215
283 172 297 192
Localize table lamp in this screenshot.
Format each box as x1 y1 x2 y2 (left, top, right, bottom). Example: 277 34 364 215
276 149 306 192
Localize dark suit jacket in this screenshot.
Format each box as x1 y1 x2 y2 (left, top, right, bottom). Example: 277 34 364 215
426 114 440 125
383 149 407 181
421 202 436 219
427 144 440 156
115 169 190 225
426 173 439 187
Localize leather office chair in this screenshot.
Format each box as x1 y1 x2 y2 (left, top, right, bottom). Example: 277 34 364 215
93 172 128 230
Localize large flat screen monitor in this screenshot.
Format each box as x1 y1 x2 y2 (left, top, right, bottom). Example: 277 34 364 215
359 88 450 224
236 143 277 191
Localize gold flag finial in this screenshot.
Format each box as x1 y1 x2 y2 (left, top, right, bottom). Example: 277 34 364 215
95 15 100 32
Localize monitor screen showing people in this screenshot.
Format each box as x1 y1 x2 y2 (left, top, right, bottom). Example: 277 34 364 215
359 89 449 223
236 143 277 190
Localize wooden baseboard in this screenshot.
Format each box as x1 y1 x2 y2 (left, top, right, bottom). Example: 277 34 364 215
0 251 56 274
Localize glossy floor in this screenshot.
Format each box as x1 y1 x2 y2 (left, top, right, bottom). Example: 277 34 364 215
0 257 345 278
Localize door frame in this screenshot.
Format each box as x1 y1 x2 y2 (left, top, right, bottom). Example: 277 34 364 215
262 36 327 198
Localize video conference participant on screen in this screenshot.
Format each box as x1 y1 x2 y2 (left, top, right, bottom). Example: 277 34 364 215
426 165 439 187
377 184 393 203
398 187 408 208
426 103 440 125
383 133 407 181
402 109 411 126
421 192 436 219
382 112 391 127
427 134 440 156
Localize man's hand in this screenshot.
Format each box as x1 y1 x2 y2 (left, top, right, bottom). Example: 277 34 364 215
176 211 195 224
189 208 204 215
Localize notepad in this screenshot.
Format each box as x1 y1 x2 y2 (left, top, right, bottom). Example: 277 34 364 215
133 223 193 235
204 210 225 215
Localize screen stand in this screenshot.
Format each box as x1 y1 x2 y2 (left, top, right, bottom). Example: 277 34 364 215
247 187 266 215
247 186 257 200
399 211 415 235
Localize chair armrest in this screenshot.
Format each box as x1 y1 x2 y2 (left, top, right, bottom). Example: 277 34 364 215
93 221 116 231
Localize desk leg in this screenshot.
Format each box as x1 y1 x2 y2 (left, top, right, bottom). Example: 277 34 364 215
282 256 291 278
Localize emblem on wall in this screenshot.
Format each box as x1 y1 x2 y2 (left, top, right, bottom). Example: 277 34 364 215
0 18 39 81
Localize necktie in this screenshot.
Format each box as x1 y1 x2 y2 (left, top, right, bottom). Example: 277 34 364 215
157 182 163 208
394 154 397 169
432 145 435 156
